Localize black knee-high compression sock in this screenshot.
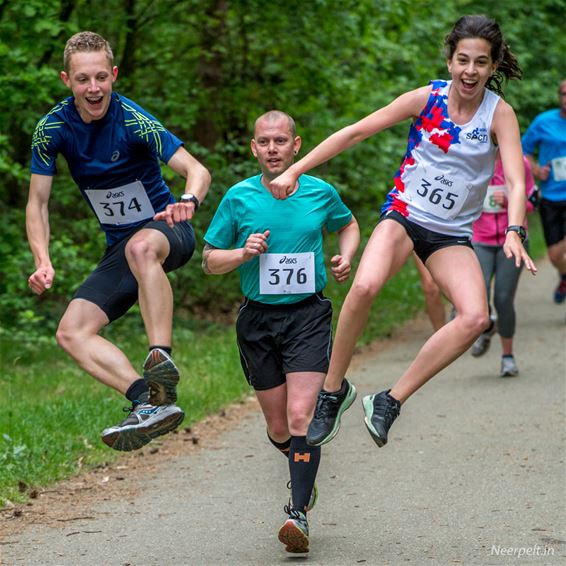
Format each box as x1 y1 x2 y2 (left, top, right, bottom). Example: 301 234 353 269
267 432 291 458
288 435 321 512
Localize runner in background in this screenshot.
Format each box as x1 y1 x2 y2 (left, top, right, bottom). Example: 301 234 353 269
522 79 566 304
470 151 537 376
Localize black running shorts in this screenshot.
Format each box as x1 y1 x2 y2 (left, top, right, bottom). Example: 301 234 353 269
539 198 566 247
236 293 333 391
73 220 195 322
381 210 474 263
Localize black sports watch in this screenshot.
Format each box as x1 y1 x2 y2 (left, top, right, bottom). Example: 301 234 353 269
180 193 200 210
505 225 526 243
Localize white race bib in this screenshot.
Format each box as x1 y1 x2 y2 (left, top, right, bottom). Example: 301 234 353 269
85 180 155 225
259 252 315 295
551 157 566 182
482 184 507 213
403 164 470 219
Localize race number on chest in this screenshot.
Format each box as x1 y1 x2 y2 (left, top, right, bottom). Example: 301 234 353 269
85 180 155 225
404 164 470 219
551 157 566 182
259 252 315 295
482 184 507 213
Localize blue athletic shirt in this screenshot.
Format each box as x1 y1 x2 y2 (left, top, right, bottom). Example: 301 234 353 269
521 109 566 202
30 93 183 246
204 174 353 305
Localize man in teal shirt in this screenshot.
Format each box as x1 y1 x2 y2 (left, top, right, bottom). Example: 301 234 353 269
203 110 359 554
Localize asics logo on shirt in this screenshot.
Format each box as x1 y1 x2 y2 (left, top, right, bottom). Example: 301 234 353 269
434 174 454 187
106 190 125 199
465 128 489 143
111 150 120 162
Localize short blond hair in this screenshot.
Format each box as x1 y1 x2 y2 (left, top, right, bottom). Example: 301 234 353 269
63 31 113 73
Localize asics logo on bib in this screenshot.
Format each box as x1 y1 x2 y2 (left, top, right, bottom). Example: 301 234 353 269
106 190 125 199
465 128 488 143
434 174 454 187
279 256 298 265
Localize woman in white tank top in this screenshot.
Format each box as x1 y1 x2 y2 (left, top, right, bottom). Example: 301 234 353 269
269 15 537 449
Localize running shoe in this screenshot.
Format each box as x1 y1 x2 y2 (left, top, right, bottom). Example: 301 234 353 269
278 506 309 553
306 379 357 446
500 356 519 377
553 277 566 304
471 315 497 357
362 389 401 447
287 481 318 512
101 398 184 451
143 348 180 406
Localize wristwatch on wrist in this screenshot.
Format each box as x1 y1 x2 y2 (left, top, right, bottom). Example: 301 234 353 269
505 225 526 243
180 193 200 210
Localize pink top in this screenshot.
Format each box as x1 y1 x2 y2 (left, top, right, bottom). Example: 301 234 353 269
471 156 536 246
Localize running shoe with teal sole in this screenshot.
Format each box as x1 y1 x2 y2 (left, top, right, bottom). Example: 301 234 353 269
306 379 357 446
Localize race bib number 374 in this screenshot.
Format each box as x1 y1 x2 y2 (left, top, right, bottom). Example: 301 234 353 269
259 252 315 295
85 180 155 225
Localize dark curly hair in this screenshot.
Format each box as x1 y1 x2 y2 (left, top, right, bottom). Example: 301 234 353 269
444 15 522 96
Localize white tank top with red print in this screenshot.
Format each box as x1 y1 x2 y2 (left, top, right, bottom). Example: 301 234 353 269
382 80 500 237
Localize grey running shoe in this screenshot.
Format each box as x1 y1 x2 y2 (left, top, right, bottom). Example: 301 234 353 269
500 356 519 377
278 506 309 553
143 348 180 405
362 389 401 447
471 316 497 357
287 481 318 512
306 379 357 446
101 399 184 451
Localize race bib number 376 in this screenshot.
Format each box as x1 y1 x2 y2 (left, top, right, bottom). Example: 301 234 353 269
259 252 315 295
85 180 155 225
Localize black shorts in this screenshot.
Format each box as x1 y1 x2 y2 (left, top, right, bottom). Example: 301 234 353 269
381 210 474 263
539 198 566 247
73 220 195 322
236 293 333 391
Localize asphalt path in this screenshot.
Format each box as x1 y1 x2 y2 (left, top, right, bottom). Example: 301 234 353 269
1 260 565 566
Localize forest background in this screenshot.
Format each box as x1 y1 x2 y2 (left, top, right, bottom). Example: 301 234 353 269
0 0 565 505
1 0 565 334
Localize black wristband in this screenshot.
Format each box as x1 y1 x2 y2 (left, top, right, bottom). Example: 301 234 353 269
180 193 200 210
505 225 526 243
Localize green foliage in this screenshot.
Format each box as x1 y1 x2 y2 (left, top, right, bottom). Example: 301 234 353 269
0 0 564 333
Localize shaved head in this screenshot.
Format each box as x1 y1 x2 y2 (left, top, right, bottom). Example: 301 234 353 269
254 110 296 138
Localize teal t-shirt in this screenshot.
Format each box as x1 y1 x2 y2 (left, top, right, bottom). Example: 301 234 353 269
204 174 353 304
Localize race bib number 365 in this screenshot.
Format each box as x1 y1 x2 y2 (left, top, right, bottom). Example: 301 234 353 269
404 165 470 220
85 180 155 225
259 252 315 295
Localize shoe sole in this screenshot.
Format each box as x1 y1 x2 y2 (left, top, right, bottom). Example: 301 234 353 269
101 409 185 452
278 521 309 553
306 383 357 446
144 351 180 406
500 371 519 378
362 395 386 447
